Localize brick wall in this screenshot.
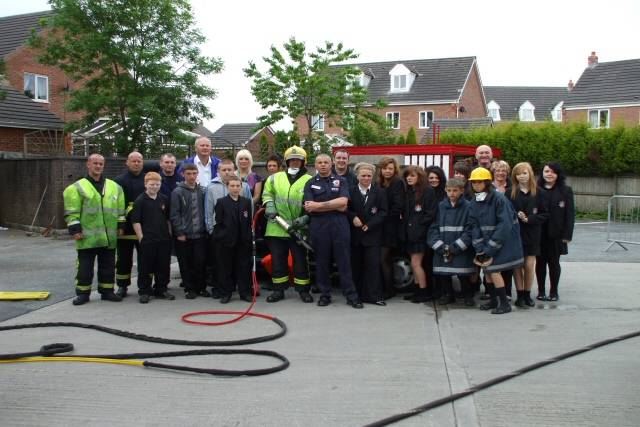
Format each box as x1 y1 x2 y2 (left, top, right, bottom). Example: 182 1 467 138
4 44 84 124
458 64 487 118
0 128 28 152
564 106 640 127
0 157 128 230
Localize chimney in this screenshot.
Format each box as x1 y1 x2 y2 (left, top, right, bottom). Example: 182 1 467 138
568 80 575 91
588 51 599 69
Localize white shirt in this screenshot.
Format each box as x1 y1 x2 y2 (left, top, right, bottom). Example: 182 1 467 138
195 156 212 187
358 184 371 196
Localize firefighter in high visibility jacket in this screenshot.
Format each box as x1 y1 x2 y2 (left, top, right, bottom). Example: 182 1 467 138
114 151 146 298
63 154 126 305
262 146 313 303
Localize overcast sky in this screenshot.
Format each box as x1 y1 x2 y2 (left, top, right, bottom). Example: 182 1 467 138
4 0 640 132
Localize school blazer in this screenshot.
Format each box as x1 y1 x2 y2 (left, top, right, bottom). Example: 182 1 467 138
213 196 252 248
347 185 388 247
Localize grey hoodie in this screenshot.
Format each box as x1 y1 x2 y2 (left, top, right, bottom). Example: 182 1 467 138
205 176 253 234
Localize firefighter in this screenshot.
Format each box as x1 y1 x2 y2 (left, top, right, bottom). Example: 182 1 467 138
63 154 125 305
262 146 313 303
114 151 145 298
304 154 363 309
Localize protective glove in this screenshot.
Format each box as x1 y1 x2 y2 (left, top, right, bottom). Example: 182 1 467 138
265 201 277 221
291 215 310 230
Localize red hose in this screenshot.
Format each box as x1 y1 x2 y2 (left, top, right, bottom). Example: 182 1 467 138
180 208 271 326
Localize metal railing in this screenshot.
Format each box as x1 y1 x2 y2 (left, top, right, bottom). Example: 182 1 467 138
605 195 640 251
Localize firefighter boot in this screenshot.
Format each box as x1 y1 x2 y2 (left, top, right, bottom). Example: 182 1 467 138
266 289 285 303
72 294 90 306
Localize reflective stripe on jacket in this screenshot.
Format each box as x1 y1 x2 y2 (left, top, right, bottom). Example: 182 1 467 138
63 178 125 250
262 172 311 238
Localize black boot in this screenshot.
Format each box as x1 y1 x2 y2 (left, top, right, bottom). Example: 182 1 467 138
411 287 430 303
72 294 90 306
524 291 535 307
491 287 511 314
115 286 128 298
101 291 123 302
515 290 525 307
479 284 497 310
266 289 285 303
298 290 313 303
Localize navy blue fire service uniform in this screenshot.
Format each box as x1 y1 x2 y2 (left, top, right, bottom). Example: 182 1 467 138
303 173 361 306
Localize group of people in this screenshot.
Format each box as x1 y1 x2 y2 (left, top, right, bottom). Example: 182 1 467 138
63 139 575 315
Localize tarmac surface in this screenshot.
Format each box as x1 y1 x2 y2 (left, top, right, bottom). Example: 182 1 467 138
1 222 639 426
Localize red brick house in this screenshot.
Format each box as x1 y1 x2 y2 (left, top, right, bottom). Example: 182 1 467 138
563 52 640 128
295 56 488 143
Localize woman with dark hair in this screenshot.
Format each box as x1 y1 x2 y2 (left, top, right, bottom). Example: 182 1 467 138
377 157 405 299
402 165 437 302
425 165 447 299
536 162 575 301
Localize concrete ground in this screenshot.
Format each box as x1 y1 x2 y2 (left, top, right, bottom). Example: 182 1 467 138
1 223 639 426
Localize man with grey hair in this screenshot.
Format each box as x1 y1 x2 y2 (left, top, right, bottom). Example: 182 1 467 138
177 136 221 187
475 145 493 169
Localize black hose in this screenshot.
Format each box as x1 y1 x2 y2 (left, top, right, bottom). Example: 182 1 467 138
364 329 640 426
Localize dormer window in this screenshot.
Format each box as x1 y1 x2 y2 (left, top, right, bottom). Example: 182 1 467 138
551 102 563 122
359 73 371 88
519 101 535 121
389 64 414 93
487 100 501 121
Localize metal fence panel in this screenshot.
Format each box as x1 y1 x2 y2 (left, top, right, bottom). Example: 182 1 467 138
606 195 640 250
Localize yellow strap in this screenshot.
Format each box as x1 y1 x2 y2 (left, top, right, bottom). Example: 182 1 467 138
0 291 50 301
0 356 143 366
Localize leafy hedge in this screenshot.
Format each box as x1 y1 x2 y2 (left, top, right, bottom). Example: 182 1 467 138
439 122 640 177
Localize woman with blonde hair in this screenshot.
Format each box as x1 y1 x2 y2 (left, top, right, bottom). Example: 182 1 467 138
376 157 405 299
235 149 263 207
509 162 548 308
491 160 511 194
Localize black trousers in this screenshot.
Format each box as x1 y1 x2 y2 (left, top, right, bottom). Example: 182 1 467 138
351 244 383 303
536 238 562 296
266 237 310 291
440 275 473 298
217 242 252 297
75 247 116 296
175 237 207 293
116 238 140 288
207 235 218 290
137 240 172 295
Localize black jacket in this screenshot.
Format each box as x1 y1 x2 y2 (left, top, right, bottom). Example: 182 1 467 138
543 184 575 241
381 178 405 247
115 170 145 236
509 186 549 248
213 195 252 248
402 185 437 243
348 184 388 247
170 183 206 239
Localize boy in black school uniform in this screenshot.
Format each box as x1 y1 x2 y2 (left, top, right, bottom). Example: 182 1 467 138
213 175 253 304
131 172 174 304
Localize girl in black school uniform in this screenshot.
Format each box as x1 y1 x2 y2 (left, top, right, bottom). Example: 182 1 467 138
402 166 438 303
377 157 405 299
509 162 548 308
491 160 514 299
536 162 575 301
425 166 447 300
348 162 388 306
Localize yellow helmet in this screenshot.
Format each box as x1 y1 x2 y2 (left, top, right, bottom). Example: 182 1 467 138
284 145 307 163
468 167 492 181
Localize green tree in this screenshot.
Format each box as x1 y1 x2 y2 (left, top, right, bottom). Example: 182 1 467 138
396 134 406 145
244 37 367 154
258 133 270 161
30 0 223 156
406 126 418 145
272 129 298 157
347 107 395 146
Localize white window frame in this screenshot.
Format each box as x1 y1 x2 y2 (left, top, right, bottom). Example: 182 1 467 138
588 109 610 129
389 64 413 93
311 114 325 131
393 75 406 91
386 112 400 129
518 101 535 122
24 73 49 102
487 100 501 121
419 111 434 129
551 102 563 122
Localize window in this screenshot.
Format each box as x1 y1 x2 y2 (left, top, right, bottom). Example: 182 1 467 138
419 111 434 129
487 100 501 121
24 73 49 102
551 102 563 122
386 112 400 129
393 75 406 91
518 101 535 121
588 109 609 128
311 114 324 131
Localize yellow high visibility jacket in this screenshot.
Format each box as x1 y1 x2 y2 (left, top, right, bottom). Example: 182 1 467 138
262 171 311 238
63 178 125 250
